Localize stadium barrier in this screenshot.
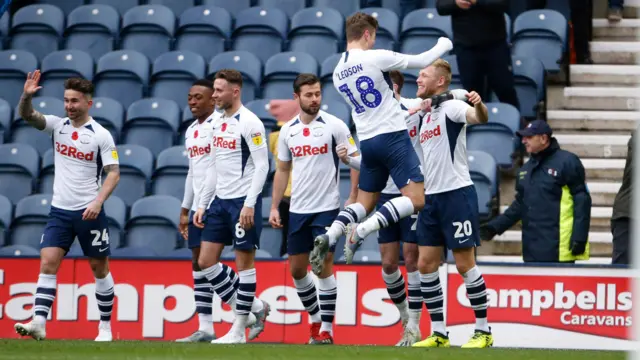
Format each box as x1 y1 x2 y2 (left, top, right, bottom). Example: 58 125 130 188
0 258 632 350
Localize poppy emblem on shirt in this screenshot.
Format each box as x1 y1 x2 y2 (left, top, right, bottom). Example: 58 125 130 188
71 131 78 140
303 128 310 137
221 123 227 132
194 130 199 138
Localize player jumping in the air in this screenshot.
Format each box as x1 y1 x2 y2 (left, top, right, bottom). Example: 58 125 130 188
310 12 453 273
176 79 240 342
269 74 359 345
14 72 120 341
409 59 493 348
194 69 271 344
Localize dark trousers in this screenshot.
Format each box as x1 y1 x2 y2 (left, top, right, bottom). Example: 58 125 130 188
570 0 593 62
455 42 521 111
278 198 291 257
609 0 624 9
611 217 630 265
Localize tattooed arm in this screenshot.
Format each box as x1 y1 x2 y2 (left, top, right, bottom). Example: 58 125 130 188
96 164 120 204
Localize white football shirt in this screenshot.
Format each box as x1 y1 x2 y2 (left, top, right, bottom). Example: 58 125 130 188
43 115 119 211
381 98 423 195
333 49 414 141
278 110 358 214
184 112 220 211
209 106 267 201
419 100 474 195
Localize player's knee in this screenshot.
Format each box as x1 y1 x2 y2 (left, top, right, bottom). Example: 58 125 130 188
197 257 214 271
381 261 399 275
417 255 439 274
89 257 109 278
290 266 307 280
403 251 419 273
39 257 60 275
453 248 476 274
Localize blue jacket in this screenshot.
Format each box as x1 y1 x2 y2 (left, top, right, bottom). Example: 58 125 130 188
487 138 592 262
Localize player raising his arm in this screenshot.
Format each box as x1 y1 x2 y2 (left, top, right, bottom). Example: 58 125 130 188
409 59 493 349
269 74 359 345
311 12 454 273
14 73 120 342
193 69 271 344
176 79 240 343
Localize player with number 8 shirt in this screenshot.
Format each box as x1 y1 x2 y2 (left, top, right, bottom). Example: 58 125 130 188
310 12 454 274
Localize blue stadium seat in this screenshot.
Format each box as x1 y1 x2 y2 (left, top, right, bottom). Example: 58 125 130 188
400 68 419 99
258 0 305 18
64 5 119 61
0 245 40 256
0 50 38 109
89 97 124 142
320 53 342 103
126 195 181 255
175 6 231 62
380 0 404 17
10 4 64 62
94 50 150 109
0 194 11 247
311 0 359 17
9 194 52 248
467 128 515 170
288 7 343 64
261 197 272 220
467 150 498 219
245 99 277 131
110 245 158 258
152 146 189 200
39 50 94 98
208 51 262 103
339 174 352 201
505 13 512 43
320 101 351 129
361 8 399 51
262 52 318 100
255 248 273 259
88 0 140 16
11 96 65 156
0 13 9 42
111 144 153 207
512 10 567 73
0 98 11 142
400 9 452 55
512 56 545 119
103 195 126 249
259 224 282 258
147 0 195 17
38 148 54 194
202 0 251 18
151 51 206 109
468 102 521 168
123 98 180 156
166 247 192 259
37 0 85 17
120 5 176 62
178 105 195 145
231 7 287 64
443 55 462 89
485 102 521 135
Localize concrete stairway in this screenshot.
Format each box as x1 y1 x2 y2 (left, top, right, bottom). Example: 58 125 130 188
483 7 638 262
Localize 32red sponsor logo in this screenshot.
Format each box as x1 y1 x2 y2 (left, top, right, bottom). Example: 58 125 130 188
289 144 328 157
212 136 237 150
55 142 94 161
420 125 441 143
188 144 211 158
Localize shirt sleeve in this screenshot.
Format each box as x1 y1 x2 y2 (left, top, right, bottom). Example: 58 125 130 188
334 120 358 155
369 50 410 72
43 115 63 135
277 125 292 162
242 117 269 208
445 100 470 124
98 130 119 166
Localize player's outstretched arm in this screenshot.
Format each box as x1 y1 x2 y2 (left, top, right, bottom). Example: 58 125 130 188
180 165 194 239
19 70 46 130
83 164 120 221
403 37 453 69
464 91 488 125
269 159 291 228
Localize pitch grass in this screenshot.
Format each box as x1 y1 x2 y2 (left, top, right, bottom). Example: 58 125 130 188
0 340 625 360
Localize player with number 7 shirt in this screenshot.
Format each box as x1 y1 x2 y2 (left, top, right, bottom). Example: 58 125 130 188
310 12 454 274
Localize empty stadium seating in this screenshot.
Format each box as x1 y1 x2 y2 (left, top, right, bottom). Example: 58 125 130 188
125 195 181 255
64 5 119 60
175 6 231 62
0 143 39 204
10 5 64 62
40 50 94 98
9 194 52 249
152 146 189 200
0 194 11 247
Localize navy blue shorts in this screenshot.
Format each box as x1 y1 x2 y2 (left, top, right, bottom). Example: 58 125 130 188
41 206 111 257
201 197 262 251
358 130 424 193
376 193 417 244
287 209 340 256
187 211 202 249
416 185 481 250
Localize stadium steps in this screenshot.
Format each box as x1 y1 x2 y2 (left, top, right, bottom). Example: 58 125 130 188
590 41 640 64
521 156 625 180
569 64 640 85
486 230 613 257
553 133 630 158
500 205 614 231
476 255 613 265
547 110 639 131
593 19 640 41
563 86 640 110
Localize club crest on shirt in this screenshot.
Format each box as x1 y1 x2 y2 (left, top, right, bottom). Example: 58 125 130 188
252 132 263 146
111 149 119 160
80 133 92 144
312 127 324 137
348 135 355 146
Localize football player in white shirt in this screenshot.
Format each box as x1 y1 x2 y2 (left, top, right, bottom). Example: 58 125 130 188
193 70 270 344
311 12 454 273
13 73 120 342
176 79 241 343
408 59 493 349
269 74 359 345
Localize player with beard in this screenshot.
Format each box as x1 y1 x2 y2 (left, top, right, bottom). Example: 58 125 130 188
269 74 358 345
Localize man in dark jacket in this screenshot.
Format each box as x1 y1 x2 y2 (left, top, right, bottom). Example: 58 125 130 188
480 120 592 262
436 0 520 110
611 131 634 265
